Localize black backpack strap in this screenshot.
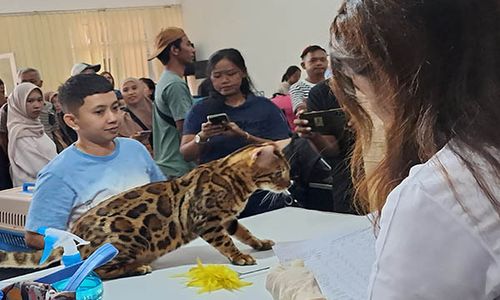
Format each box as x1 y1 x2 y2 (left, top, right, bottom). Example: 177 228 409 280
153 101 177 128
122 107 149 131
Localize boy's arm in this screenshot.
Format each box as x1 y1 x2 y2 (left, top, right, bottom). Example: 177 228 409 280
149 162 167 182
25 172 77 248
139 145 167 181
25 231 44 249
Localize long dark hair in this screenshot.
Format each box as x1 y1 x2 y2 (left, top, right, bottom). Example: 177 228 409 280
281 66 301 82
100 71 115 87
206 48 255 100
139 77 156 101
330 0 500 222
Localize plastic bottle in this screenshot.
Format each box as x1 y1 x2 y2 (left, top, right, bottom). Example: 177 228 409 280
37 227 104 300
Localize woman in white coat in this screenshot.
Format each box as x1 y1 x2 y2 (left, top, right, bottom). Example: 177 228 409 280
267 0 500 299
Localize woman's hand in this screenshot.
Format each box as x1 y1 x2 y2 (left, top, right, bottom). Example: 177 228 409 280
266 260 326 300
199 121 227 141
130 130 151 143
223 122 247 138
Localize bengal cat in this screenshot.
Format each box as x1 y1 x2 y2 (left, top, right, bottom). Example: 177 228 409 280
0 143 291 279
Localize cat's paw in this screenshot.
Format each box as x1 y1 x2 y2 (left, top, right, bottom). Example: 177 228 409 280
252 239 275 251
230 253 256 265
135 265 153 275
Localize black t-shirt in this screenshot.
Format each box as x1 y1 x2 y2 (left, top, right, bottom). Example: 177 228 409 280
306 79 357 214
307 80 341 111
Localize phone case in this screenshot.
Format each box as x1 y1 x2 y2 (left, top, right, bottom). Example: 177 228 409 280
207 113 230 125
300 109 346 137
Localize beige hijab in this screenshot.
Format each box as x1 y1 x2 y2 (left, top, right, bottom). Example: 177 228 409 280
7 83 56 173
119 77 153 137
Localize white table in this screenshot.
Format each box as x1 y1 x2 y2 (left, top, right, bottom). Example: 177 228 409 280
1 207 370 299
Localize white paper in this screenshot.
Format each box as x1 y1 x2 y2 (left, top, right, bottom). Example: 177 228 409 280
273 227 376 300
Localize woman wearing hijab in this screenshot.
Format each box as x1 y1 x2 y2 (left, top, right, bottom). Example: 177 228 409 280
119 77 153 153
7 82 57 186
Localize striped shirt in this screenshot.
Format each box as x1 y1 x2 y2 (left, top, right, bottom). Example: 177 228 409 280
289 79 316 111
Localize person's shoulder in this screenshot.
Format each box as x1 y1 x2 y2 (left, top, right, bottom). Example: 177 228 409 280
289 80 304 91
38 145 78 175
161 71 185 86
190 96 219 112
157 71 184 91
248 94 269 101
291 79 315 92
386 146 500 229
249 95 275 107
307 79 338 110
116 137 154 158
309 79 330 93
409 146 481 190
115 137 146 151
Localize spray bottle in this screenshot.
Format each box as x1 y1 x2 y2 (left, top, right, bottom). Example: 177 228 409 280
37 227 104 300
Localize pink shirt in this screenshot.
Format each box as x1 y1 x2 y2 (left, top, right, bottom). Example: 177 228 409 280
271 94 296 131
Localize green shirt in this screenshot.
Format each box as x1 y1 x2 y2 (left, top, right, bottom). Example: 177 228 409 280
153 70 195 177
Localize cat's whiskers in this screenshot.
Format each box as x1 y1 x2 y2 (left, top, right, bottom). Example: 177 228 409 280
259 191 273 206
259 189 295 208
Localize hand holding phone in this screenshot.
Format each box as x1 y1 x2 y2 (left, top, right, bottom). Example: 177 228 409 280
131 130 151 142
298 108 346 137
137 130 152 136
207 113 230 125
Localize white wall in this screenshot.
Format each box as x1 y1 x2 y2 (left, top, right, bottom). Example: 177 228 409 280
1 0 342 96
182 0 342 97
0 0 179 14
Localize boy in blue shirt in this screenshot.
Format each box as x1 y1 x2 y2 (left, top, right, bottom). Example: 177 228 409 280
24 74 166 249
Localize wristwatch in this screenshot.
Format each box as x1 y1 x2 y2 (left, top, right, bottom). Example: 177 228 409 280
194 133 209 144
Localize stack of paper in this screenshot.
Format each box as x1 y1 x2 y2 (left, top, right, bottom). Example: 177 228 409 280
273 227 376 300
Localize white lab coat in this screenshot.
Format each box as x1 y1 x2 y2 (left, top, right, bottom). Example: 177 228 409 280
369 146 500 299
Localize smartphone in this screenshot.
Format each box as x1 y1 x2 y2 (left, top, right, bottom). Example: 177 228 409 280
207 113 230 125
137 130 152 135
299 108 346 137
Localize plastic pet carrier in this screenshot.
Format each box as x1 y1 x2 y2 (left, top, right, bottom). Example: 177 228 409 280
0 183 34 252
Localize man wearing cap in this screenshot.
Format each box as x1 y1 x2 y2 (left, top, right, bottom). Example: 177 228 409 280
148 27 196 177
70 63 101 76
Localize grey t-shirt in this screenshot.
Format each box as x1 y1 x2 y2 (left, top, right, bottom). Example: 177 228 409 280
152 70 195 177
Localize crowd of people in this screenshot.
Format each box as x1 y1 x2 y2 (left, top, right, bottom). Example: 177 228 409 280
0 26 348 245
0 0 499 297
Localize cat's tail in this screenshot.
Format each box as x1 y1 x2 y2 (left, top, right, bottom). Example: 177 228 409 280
0 248 63 269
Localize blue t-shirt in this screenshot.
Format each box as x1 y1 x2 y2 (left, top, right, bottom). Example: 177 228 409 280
25 138 166 232
183 94 290 163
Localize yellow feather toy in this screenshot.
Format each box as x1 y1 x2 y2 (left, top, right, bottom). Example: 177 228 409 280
174 259 253 294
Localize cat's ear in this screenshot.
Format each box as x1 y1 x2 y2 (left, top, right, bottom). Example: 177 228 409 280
251 148 263 162
251 145 275 168
273 138 291 152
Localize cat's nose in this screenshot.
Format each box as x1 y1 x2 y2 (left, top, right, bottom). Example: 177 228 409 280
278 179 292 189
